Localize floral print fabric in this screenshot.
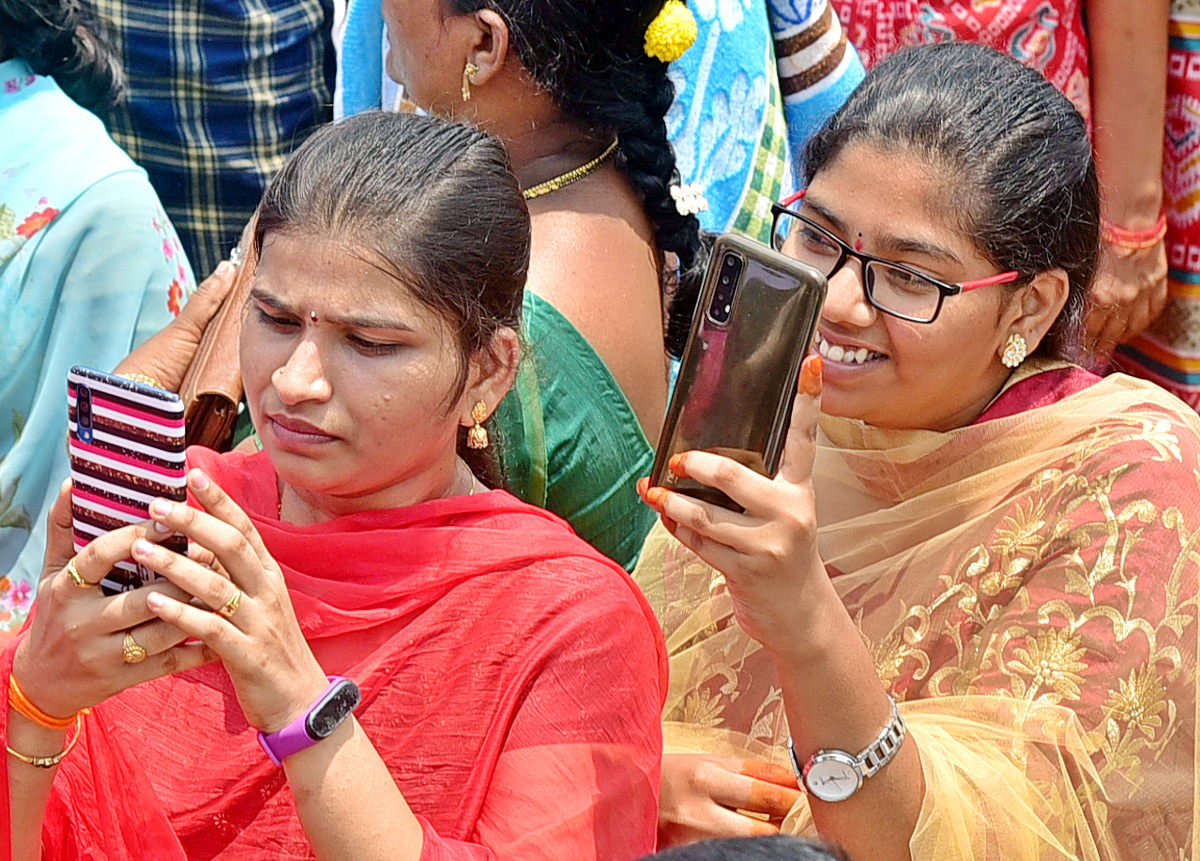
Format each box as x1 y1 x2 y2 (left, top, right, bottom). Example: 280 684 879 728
0 59 195 626
636 363 1200 858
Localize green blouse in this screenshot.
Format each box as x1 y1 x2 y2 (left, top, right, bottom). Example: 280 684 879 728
494 292 658 571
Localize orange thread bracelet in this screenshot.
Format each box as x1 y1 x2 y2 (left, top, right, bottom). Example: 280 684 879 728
1101 212 1167 251
9 674 88 731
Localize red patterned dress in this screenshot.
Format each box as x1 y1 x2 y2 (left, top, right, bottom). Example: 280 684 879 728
831 1 1092 122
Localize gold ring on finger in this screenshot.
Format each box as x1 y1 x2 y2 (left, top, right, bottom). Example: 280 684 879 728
65 558 92 589
217 588 242 619
122 630 148 664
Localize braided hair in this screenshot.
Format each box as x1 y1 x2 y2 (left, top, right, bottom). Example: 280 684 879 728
447 0 706 357
0 0 123 115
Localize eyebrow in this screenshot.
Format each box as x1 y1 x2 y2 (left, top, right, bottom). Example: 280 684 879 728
802 196 964 267
250 287 414 332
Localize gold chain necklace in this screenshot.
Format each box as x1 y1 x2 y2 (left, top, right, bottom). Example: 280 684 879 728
521 138 619 201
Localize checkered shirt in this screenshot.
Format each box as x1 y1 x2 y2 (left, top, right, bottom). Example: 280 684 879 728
86 0 336 275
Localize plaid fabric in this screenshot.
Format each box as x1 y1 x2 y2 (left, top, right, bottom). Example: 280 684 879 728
86 0 336 275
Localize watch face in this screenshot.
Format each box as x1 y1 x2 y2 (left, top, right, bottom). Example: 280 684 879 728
803 753 863 802
306 681 362 739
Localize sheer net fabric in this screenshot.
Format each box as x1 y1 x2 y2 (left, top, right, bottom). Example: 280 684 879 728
633 361 1200 859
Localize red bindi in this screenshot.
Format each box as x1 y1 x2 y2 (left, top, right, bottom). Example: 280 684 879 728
309 311 318 323
854 236 864 252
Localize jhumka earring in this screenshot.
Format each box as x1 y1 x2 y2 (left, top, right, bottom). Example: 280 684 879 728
467 401 489 449
462 62 479 102
1001 333 1028 369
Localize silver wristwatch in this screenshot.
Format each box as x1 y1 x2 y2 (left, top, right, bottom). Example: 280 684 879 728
787 696 906 802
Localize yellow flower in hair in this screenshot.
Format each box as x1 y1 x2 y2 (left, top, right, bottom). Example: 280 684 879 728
644 0 698 63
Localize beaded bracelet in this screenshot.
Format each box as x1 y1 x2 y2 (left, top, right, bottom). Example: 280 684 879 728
6 713 85 769
1101 212 1167 251
9 674 88 731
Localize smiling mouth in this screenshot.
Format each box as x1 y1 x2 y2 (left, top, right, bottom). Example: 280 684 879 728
814 331 887 365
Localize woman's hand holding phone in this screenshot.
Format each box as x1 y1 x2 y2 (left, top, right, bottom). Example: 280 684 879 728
638 355 835 654
13 480 214 721
133 469 330 735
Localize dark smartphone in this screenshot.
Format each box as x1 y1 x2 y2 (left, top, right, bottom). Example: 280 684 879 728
68 366 188 594
650 233 827 511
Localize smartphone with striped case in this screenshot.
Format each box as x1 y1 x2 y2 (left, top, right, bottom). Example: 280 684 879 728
68 366 187 595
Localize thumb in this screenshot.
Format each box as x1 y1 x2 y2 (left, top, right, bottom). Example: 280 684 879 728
178 260 238 329
777 354 822 486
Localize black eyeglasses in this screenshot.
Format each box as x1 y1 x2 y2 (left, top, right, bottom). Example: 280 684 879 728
771 191 1019 324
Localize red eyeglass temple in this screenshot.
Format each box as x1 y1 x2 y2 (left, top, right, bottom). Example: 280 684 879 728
778 188 1019 290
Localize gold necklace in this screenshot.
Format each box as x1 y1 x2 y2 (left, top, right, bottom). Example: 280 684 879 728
522 138 619 201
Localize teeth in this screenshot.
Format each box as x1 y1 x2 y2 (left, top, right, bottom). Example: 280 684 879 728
815 333 880 365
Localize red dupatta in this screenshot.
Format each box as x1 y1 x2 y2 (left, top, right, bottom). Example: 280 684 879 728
2 448 667 860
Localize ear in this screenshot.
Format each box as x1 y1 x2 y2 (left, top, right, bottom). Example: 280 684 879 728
464 9 511 88
458 326 520 428
997 267 1070 360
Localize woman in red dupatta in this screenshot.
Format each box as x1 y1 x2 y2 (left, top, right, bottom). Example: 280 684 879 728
2 112 666 860
637 44 1200 859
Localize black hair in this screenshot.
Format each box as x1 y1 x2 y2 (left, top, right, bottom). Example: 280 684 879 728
253 111 531 486
445 0 705 357
0 0 123 114
638 836 854 861
804 42 1100 361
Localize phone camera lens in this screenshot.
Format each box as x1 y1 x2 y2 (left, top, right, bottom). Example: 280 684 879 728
708 252 743 325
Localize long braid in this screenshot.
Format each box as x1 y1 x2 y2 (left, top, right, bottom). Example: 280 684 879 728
450 0 706 357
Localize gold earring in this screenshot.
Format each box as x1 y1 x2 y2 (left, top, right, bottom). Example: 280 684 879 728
1001 333 1028 369
467 401 489 449
462 62 479 102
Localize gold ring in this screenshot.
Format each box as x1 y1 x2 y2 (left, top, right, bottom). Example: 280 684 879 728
122 630 148 664
217 588 242 619
65 558 91 589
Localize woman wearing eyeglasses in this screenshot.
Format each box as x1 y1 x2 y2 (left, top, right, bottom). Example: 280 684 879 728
635 42 1200 859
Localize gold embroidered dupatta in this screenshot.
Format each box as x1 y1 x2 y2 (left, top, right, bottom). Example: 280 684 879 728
634 364 1200 859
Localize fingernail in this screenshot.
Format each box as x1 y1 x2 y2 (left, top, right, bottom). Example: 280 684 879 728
646 487 666 508
153 520 171 534
151 498 172 517
147 592 165 609
668 454 685 476
216 260 233 276
636 477 649 498
190 469 210 491
133 538 155 557
801 355 824 397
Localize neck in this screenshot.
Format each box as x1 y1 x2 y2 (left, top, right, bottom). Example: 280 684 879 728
466 76 608 190
278 457 477 525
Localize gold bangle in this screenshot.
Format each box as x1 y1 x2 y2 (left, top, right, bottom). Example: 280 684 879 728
6 713 84 769
116 372 164 390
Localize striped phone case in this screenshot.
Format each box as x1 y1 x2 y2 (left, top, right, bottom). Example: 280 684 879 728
68 366 187 595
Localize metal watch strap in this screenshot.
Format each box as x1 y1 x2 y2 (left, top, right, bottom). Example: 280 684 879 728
857 696 905 778
787 696 906 797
